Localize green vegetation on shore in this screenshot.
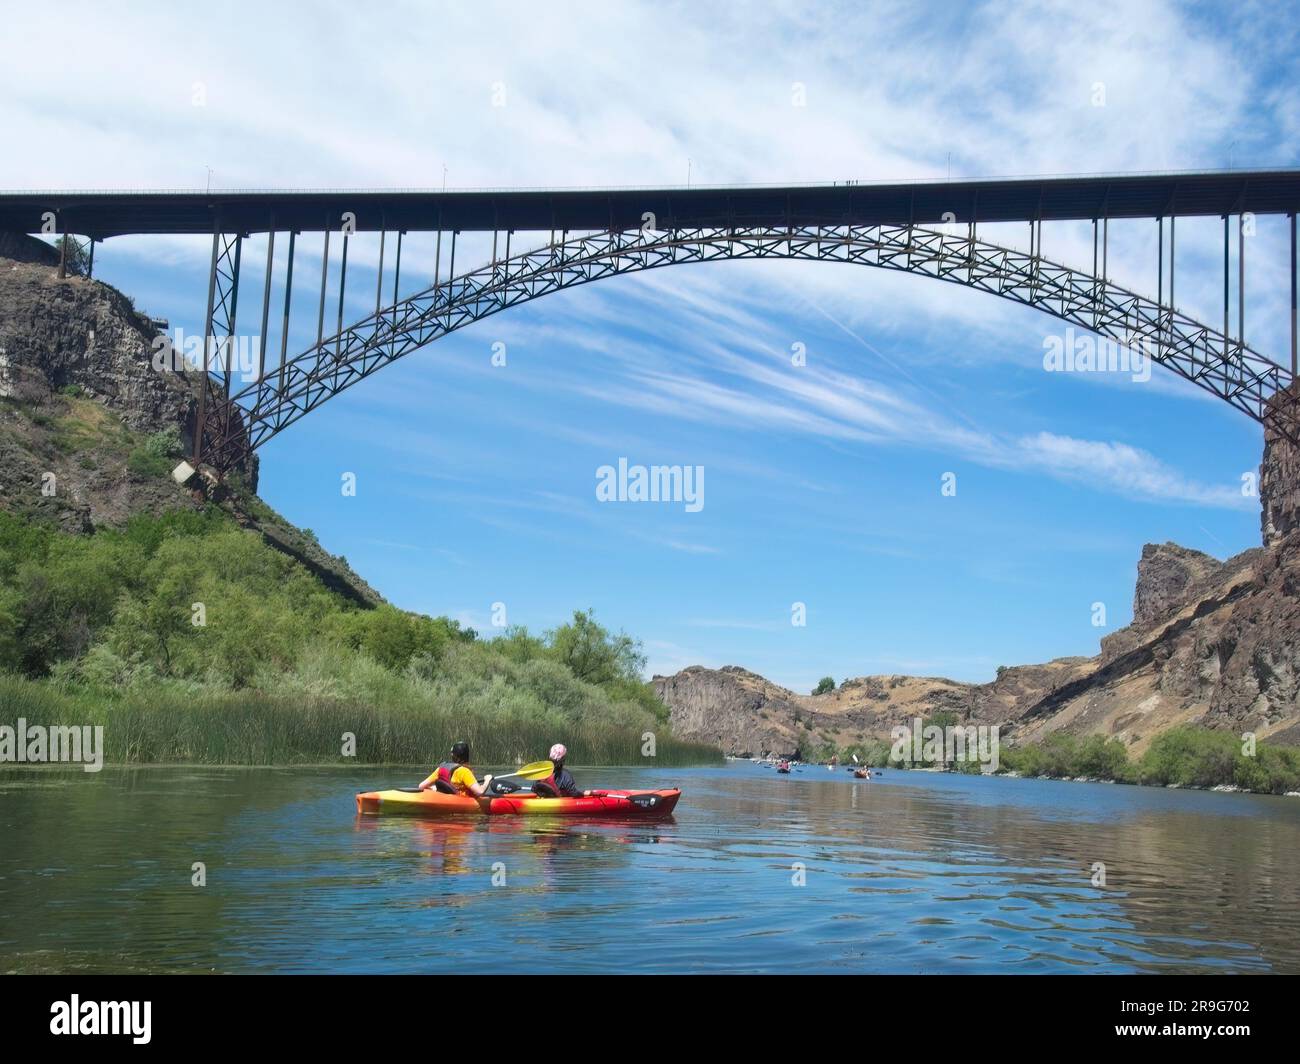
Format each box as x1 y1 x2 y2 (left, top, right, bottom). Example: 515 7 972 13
0 508 720 767
999 727 1300 795
823 723 1300 796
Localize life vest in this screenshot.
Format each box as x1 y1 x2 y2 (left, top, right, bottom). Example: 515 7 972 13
434 761 466 793
533 773 560 797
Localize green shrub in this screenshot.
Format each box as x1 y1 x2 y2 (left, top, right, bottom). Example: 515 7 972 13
996 725 1300 795
0 508 712 767
127 430 180 478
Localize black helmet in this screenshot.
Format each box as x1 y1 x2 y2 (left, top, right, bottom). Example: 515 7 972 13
450 740 470 763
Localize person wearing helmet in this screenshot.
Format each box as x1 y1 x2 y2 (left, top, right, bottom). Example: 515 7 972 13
533 743 584 798
418 740 493 797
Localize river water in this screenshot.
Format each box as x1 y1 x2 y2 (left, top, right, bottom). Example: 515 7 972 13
2 762 1297 973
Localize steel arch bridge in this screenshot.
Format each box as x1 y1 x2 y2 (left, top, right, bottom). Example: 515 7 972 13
4 171 1297 470
194 222 1298 470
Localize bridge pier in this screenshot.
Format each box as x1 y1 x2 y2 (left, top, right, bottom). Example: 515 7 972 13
192 225 246 469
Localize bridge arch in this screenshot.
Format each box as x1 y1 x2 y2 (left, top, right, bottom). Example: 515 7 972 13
197 223 1298 469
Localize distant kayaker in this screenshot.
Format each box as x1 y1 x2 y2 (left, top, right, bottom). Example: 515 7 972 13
419 740 494 796
534 743 584 798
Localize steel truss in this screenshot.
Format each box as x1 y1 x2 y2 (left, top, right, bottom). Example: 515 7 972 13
197 224 1300 470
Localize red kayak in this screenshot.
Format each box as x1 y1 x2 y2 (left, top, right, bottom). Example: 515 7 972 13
356 787 681 818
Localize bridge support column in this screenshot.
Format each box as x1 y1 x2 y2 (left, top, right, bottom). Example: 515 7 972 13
192 225 245 470
1239 213 1246 345
316 222 330 346
1224 214 1231 358
392 230 403 307
336 229 350 356
1170 214 1176 310
257 223 275 382
375 226 386 315
279 230 296 393
1291 212 1296 376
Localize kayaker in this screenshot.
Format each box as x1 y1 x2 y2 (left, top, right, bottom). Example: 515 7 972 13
418 740 493 797
534 743 584 798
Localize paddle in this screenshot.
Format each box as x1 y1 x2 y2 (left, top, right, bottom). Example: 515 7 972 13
396 760 554 793
492 760 553 783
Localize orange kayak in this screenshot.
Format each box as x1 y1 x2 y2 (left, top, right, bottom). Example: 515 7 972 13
356 787 681 818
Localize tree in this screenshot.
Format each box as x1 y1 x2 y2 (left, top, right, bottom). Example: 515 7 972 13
813 676 835 695
546 609 645 687
493 624 545 664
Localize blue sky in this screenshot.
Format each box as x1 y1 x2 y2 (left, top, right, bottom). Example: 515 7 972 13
3 0 1298 690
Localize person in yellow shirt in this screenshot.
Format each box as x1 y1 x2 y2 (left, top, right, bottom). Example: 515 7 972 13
419 740 493 796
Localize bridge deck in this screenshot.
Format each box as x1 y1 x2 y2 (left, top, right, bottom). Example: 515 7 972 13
2 170 1299 238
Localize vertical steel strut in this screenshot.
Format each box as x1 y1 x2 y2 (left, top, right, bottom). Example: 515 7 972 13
336 228 350 356
1224 214 1230 358
1238 213 1245 346
392 231 403 307
193 223 243 465
1291 212 1297 376
317 220 331 346
258 223 275 382
195 222 220 463
1170 215 1176 310
279 231 296 393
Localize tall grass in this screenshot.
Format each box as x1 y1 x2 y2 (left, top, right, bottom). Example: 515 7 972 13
0 672 722 767
0 506 723 768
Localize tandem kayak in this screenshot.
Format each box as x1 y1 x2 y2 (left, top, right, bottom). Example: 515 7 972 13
356 787 681 818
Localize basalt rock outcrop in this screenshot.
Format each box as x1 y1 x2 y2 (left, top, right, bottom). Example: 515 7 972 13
0 255 239 465
0 245 380 606
658 528 1300 757
1131 542 1226 627
1261 383 1300 547
660 534 1300 757
653 666 807 758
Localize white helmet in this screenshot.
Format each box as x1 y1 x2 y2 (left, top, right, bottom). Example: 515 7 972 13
549 743 568 762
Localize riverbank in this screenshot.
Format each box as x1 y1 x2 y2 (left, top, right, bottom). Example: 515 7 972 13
0 674 723 768
826 726 1300 796
0 506 723 768
995 769 1300 796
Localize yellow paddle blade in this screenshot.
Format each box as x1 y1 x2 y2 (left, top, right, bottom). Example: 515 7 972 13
495 760 554 781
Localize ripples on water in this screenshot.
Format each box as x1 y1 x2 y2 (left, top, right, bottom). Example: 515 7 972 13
1 763 1297 973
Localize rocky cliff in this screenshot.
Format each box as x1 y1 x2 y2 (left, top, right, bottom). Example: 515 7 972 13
658 434 1300 757
0 244 381 606
1262 383 1300 546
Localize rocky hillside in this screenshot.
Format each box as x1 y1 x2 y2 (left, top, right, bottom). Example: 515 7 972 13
657 419 1300 759
0 240 381 606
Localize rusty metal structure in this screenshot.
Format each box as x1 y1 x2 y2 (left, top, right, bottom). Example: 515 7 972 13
2 169 1297 471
